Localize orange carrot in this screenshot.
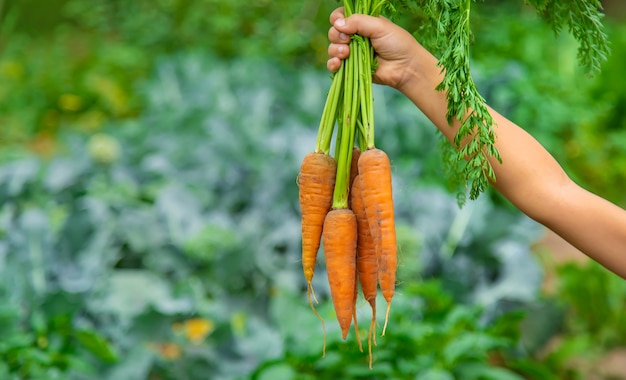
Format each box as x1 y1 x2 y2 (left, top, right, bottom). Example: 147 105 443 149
349 146 364 353
358 148 397 336
298 151 337 355
323 208 357 340
349 146 361 190
351 174 378 368
352 267 364 353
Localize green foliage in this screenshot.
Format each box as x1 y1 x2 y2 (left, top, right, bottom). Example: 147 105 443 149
1 0 335 65
0 29 147 146
404 0 500 204
525 0 610 74
2 0 625 208
0 53 550 378
0 0 336 148
387 0 610 204
556 262 626 346
470 10 626 205
535 261 626 378
1 1 625 378
62 0 336 64
254 279 537 380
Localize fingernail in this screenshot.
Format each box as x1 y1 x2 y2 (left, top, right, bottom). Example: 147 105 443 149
335 18 346 27
338 46 345 54
339 33 348 41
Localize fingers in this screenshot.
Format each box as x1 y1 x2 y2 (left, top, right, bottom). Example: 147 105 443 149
327 7 385 73
327 9 351 73
328 25 351 45
333 13 387 40
327 57 342 73
330 6 385 40
329 7 345 25
328 42 349 62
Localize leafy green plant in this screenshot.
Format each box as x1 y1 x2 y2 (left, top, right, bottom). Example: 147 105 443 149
518 261 626 379
253 279 558 380
468 8 626 206
0 53 552 379
389 0 610 203
553 262 626 345
0 29 146 148
61 0 336 64
1 0 623 209
557 263 626 346
0 1 625 378
0 0 337 149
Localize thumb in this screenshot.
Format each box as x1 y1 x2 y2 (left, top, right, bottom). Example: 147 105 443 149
334 14 387 39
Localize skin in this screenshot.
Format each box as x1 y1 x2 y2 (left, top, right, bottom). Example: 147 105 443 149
327 7 626 280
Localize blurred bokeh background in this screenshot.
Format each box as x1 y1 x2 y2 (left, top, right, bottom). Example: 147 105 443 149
1 0 625 379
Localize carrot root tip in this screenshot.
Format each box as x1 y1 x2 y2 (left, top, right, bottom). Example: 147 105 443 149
381 301 391 336
353 311 363 353
367 315 376 369
307 283 326 357
341 329 349 340
308 282 320 304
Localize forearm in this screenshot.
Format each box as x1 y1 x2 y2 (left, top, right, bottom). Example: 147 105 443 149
489 111 626 279
398 44 626 278
542 184 626 279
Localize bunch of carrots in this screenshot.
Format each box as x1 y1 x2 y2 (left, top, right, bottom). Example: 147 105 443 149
297 0 397 368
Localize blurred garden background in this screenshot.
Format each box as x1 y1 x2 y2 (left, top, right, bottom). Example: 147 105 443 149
1 0 626 379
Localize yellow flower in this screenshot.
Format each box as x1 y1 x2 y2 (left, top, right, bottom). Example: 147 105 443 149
182 318 215 344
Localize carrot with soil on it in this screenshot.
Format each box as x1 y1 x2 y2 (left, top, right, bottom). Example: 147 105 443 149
351 173 378 368
358 147 397 336
323 208 358 340
303 0 393 358
352 21 396 336
323 26 362 342
298 48 346 357
298 151 336 356
299 152 337 289
349 145 363 353
349 146 361 191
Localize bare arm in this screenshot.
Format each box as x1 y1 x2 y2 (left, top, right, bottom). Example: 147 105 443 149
328 9 626 279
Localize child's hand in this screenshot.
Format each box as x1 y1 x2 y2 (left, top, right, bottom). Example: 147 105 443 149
326 7 427 92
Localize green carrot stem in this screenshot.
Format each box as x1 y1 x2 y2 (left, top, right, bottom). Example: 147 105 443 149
359 37 376 150
315 63 345 154
355 35 374 151
334 106 343 159
326 0 381 204
332 35 359 209
344 0 354 17
356 117 367 143
371 0 385 17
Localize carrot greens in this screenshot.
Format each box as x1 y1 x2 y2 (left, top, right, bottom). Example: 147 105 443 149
364 0 609 204
320 0 388 210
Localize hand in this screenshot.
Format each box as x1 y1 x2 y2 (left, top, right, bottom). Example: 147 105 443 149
326 7 425 92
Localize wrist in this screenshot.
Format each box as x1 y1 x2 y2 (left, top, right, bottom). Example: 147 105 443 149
397 45 441 98
396 48 460 142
